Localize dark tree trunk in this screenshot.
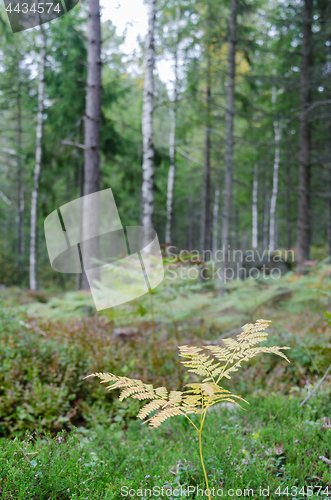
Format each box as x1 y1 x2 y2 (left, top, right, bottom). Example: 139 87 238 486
297 0 313 265
83 0 102 290
328 121 331 257
200 50 212 252
76 119 84 291
16 60 24 265
286 125 292 250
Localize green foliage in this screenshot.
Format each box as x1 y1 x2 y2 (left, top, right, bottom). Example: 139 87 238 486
1 394 331 498
0 304 184 438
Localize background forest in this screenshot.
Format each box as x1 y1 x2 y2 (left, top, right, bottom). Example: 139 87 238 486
0 0 331 287
1 0 331 498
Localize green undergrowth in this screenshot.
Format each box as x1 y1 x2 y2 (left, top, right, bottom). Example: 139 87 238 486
0 395 331 499
1 262 331 438
12 259 331 333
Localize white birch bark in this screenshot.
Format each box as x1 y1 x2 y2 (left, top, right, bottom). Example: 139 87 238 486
269 87 283 253
165 6 180 245
141 0 156 228
263 192 269 252
252 163 258 249
29 26 46 290
212 188 220 258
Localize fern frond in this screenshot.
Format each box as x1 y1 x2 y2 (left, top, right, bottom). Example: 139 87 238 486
155 386 168 399
239 346 291 363
149 407 183 428
137 400 165 420
84 372 155 402
169 391 183 405
178 346 220 380
119 386 153 401
131 391 156 400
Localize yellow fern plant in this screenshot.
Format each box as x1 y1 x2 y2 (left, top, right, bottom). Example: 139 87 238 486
85 319 290 498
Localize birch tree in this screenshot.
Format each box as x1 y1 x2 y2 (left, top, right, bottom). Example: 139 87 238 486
141 0 156 228
29 26 46 291
263 193 269 251
221 0 237 256
269 87 283 254
252 163 258 250
165 6 180 245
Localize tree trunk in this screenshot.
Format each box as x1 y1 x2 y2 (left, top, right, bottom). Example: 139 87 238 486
76 119 84 291
82 0 102 290
286 125 292 250
141 0 156 228
297 0 313 265
234 205 239 250
328 120 331 257
252 163 258 249
269 87 283 253
165 6 180 245
221 0 237 257
29 26 46 291
200 48 211 252
212 188 220 257
84 0 101 198
263 192 269 252
16 59 24 263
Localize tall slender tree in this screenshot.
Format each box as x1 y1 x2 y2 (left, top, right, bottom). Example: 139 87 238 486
297 0 313 264
16 57 24 263
84 0 102 198
269 87 283 253
221 0 237 257
142 0 156 228
165 6 180 245
82 0 102 289
200 46 212 252
29 26 46 290
252 163 258 249
212 188 220 257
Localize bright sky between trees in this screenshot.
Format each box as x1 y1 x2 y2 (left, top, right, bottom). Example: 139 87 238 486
100 0 174 89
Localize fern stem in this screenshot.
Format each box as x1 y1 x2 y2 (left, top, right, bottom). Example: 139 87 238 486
215 336 245 385
184 415 199 433
199 411 211 500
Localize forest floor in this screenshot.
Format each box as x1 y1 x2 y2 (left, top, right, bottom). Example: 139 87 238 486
0 260 331 499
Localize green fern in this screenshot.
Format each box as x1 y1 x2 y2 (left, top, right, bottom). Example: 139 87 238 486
85 319 290 499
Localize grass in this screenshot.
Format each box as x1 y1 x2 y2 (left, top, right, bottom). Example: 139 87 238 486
1 394 331 499
1 260 331 498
